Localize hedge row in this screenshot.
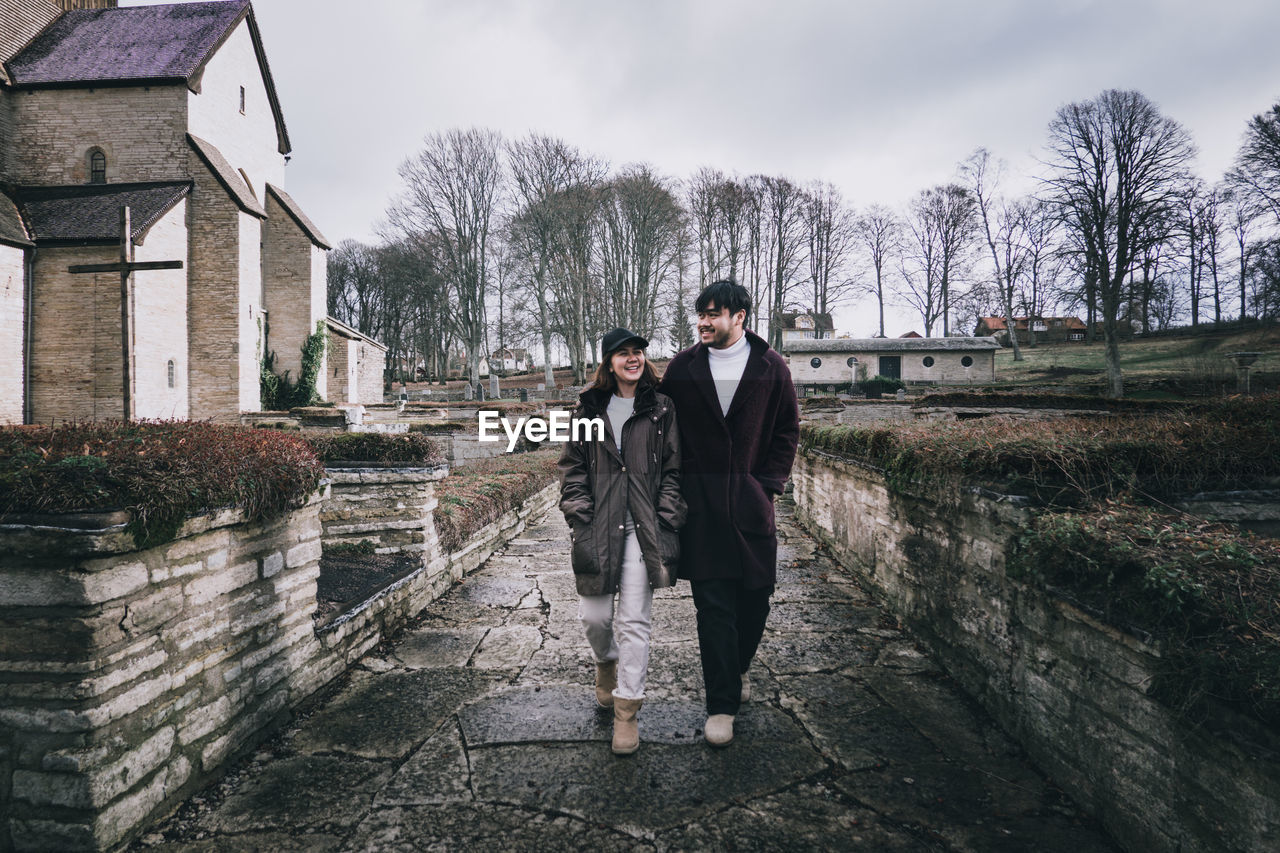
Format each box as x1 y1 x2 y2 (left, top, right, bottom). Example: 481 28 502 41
911 390 1189 411
801 394 1280 507
0 421 324 548
306 431 445 465
434 450 559 552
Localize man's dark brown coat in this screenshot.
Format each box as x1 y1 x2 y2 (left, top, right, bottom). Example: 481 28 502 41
557 382 687 597
657 330 800 589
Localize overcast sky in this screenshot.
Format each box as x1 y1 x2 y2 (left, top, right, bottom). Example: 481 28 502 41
131 0 1280 337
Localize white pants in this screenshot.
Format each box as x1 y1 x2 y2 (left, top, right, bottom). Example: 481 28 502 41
578 529 653 700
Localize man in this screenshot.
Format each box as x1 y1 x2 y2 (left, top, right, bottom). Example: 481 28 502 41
658 280 800 747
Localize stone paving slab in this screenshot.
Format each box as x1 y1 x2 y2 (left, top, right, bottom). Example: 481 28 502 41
133 501 1119 852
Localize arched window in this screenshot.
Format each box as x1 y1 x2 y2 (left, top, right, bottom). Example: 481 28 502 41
89 149 106 184
810 357 822 369
923 356 935 367
167 360 176 388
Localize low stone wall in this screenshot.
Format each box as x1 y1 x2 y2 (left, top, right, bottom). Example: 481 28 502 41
319 466 449 556
791 450 1280 853
312 480 559 680
0 495 330 853
0 474 560 851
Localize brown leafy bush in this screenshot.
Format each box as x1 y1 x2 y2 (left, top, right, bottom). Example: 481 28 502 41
1011 507 1280 727
0 421 324 548
306 432 445 465
434 450 559 552
802 394 1280 507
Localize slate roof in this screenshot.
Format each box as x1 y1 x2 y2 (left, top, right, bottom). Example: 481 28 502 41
778 311 835 331
11 182 191 245
265 183 331 249
326 316 387 350
783 337 1000 353
6 1 249 86
6 1 290 154
188 134 266 218
0 191 33 248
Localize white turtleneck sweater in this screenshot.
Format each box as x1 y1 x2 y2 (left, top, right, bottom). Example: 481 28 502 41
707 332 750 416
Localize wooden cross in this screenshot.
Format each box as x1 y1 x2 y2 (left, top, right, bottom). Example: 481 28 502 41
68 206 183 420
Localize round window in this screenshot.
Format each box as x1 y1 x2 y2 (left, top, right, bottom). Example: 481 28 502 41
846 357 857 367
961 356 974 367
810 357 822 369
922 356 934 368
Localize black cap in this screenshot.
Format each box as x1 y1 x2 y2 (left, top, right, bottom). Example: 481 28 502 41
601 327 648 357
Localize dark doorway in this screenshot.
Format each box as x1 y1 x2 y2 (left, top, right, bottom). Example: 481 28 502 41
878 355 901 379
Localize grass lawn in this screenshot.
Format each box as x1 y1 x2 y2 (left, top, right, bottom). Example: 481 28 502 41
990 325 1280 394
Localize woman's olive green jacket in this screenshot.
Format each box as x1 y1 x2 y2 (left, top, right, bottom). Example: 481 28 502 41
557 382 687 597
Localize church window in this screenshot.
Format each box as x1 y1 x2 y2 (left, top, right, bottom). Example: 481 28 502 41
240 86 246 114
89 150 106 184
167 360 176 388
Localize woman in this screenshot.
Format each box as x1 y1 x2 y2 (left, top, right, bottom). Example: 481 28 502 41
558 327 686 755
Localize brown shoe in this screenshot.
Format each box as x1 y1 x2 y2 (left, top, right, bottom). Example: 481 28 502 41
595 660 617 708
612 697 642 755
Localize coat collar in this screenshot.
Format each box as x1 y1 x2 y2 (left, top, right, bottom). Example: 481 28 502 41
578 379 660 418
688 329 772 424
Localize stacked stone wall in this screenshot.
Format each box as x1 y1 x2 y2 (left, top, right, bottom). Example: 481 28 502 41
186 153 258 422
0 244 24 423
8 87 187 185
355 337 386 406
791 450 1280 853
0 494 327 852
30 245 124 422
0 469 560 850
319 467 448 557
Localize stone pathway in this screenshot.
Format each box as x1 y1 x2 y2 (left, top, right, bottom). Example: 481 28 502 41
134 502 1118 852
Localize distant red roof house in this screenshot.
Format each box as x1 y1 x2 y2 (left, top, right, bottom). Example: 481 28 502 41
898 331 922 338
975 316 1086 344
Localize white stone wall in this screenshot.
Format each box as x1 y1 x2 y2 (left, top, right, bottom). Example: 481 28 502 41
792 450 1280 853
356 340 386 405
7 86 188 185
132 200 189 420
787 350 996 385
237 211 263 413
0 243 25 424
186 19 285 201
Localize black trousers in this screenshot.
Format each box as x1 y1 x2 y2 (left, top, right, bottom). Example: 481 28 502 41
691 579 773 716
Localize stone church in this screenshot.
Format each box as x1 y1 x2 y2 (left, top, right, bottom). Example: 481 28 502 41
0 0 385 425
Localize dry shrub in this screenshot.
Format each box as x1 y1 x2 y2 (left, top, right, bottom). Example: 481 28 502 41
433 450 559 552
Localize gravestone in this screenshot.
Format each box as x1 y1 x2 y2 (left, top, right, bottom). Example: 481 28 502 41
518 388 529 403
464 384 474 402
490 375 500 399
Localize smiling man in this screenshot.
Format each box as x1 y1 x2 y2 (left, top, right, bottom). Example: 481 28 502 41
657 280 800 747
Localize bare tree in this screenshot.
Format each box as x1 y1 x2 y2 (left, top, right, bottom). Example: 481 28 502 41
1225 189 1263 323
899 195 945 336
507 134 605 388
962 148 1029 359
1228 99 1280 225
854 205 900 336
391 128 505 387
802 181 858 317
1042 89 1196 397
597 164 685 339
756 175 808 346
327 240 383 335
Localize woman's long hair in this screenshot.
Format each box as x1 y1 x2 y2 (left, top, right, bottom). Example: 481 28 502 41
587 350 660 395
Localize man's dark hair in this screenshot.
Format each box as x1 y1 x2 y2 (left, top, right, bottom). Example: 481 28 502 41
695 280 751 325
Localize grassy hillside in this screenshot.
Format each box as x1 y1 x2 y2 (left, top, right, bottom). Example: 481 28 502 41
990 325 1280 396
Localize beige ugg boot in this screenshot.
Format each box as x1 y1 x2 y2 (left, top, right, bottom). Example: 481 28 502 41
612 697 642 755
595 660 617 708
705 713 734 747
